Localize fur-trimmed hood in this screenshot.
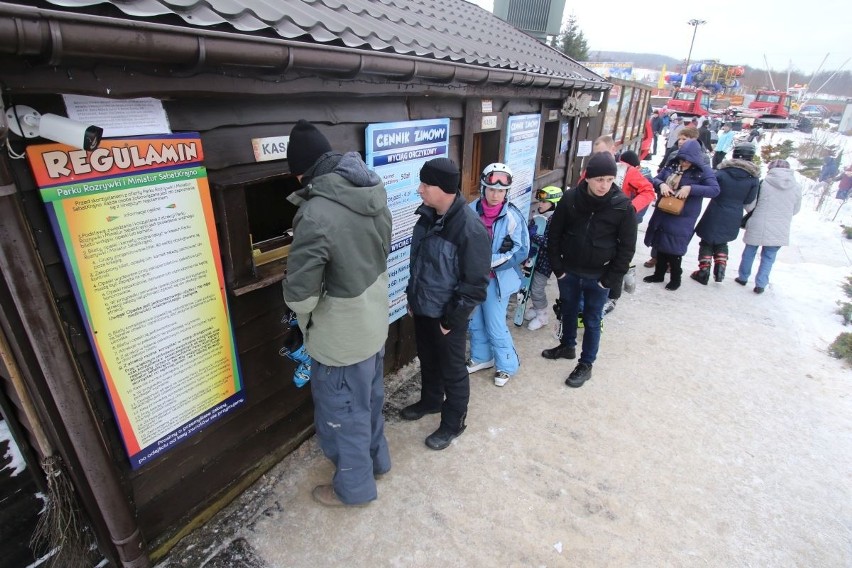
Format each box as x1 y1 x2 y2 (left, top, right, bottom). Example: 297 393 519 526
718 158 760 178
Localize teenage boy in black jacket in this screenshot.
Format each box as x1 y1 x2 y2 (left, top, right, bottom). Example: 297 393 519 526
542 152 637 388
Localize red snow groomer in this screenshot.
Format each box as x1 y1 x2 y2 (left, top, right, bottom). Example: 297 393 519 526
735 90 798 129
664 87 711 119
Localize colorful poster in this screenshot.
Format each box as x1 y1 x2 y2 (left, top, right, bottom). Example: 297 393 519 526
504 114 541 218
603 84 622 139
26 135 244 469
560 121 571 154
365 118 451 324
618 86 634 143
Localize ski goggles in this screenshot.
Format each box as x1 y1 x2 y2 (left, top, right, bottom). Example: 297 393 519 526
535 189 563 201
481 170 513 187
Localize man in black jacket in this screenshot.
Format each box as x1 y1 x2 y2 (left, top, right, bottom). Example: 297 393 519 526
542 152 637 387
401 158 490 450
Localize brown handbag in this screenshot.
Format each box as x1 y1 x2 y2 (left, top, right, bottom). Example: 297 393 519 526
657 195 685 215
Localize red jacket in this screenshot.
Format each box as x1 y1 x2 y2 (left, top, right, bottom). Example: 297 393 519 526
640 118 654 160
619 162 655 212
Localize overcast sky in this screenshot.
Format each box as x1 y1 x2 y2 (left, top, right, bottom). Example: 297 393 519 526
468 0 849 75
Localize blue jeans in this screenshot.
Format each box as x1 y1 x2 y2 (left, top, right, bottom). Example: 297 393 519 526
738 245 780 288
469 279 520 375
557 273 609 365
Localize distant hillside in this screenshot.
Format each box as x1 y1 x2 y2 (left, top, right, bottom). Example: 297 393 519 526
585 51 680 70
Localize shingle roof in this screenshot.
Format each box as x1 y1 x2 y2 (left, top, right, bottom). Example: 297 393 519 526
35 0 604 86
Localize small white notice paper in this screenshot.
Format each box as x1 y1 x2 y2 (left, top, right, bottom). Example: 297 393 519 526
63 94 171 137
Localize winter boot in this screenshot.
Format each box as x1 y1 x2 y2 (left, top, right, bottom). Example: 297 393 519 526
643 257 667 283
690 269 710 285
279 311 311 387
279 342 311 388
665 255 682 291
565 362 593 388
713 252 728 282
527 312 549 331
690 255 712 285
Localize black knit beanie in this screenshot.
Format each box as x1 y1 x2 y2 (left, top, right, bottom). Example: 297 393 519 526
287 120 333 176
420 158 460 194
619 150 640 168
586 152 618 179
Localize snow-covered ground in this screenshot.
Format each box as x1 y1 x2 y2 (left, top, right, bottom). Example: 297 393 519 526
0 419 26 477
642 127 852 355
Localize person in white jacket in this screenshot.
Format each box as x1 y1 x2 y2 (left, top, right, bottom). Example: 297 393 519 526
735 159 802 294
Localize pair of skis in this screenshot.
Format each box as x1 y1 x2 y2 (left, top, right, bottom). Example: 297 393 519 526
513 215 548 326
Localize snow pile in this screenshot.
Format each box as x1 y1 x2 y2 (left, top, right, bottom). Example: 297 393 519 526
1 418 27 476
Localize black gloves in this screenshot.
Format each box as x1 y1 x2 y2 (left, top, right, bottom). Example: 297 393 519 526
497 235 514 254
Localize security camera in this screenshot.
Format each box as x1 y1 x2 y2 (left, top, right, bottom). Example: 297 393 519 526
5 105 103 151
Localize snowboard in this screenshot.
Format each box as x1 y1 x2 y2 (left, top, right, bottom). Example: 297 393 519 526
513 215 548 326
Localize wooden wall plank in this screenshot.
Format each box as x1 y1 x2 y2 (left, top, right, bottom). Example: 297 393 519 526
505 99 544 114
139 404 314 539
407 97 465 120
165 97 409 131
200 123 366 170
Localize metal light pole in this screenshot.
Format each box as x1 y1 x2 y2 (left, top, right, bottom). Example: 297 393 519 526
680 19 707 88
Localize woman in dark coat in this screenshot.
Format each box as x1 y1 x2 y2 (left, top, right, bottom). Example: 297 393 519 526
643 139 720 290
691 144 760 284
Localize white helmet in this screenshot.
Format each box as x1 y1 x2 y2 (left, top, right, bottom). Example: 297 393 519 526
480 162 513 192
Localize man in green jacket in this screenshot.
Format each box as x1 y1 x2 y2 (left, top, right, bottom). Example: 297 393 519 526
283 120 392 507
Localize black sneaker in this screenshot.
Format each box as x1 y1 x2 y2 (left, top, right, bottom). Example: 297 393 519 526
565 362 592 388
399 401 441 421
425 424 466 450
541 344 576 360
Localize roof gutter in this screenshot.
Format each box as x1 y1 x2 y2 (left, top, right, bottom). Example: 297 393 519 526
0 3 609 92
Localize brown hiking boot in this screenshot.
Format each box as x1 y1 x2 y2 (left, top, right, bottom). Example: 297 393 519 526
311 485 368 508
643 258 656 268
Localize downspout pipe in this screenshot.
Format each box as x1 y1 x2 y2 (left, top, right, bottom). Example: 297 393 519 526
0 113 149 567
0 3 608 92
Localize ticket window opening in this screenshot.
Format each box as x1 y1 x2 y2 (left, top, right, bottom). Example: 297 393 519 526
246 175 301 266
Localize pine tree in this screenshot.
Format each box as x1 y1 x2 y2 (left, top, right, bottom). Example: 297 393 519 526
548 14 589 62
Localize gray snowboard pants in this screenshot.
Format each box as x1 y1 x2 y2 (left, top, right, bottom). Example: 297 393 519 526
530 271 550 311
311 347 391 504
